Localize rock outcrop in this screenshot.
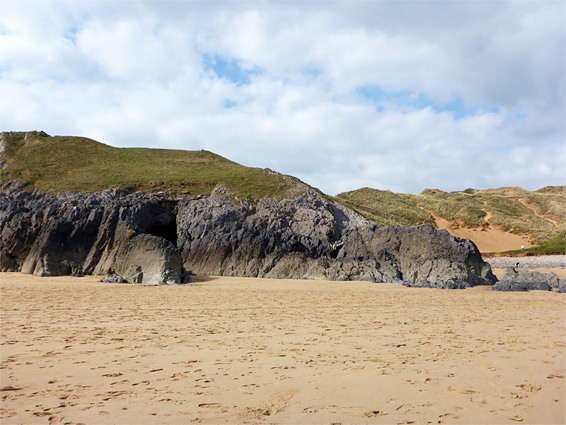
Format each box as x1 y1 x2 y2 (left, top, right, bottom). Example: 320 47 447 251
99 273 128 284
492 267 557 291
105 234 185 284
176 187 495 288
0 185 496 288
0 186 187 284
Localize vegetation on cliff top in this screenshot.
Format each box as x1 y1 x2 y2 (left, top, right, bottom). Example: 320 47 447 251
2 131 563 254
0 131 308 199
335 186 565 249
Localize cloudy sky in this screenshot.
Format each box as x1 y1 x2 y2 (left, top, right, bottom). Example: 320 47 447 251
0 1 564 195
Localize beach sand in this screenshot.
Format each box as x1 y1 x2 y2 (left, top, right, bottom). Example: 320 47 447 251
1 272 565 424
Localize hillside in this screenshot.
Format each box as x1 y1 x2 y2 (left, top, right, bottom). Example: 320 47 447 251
0 131 308 199
336 187 565 254
1 131 563 256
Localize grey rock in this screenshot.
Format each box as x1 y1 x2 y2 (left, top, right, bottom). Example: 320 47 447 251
24 131 50 140
175 187 495 289
491 281 529 292
492 280 550 292
0 185 495 288
547 272 561 289
558 276 566 293
109 234 184 284
99 273 128 283
492 267 555 291
0 188 185 283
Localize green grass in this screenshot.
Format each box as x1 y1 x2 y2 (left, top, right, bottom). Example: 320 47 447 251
337 185 566 251
0 132 308 200
484 234 566 257
3 131 564 254
334 188 434 227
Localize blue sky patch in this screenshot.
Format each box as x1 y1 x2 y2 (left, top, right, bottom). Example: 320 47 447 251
203 54 261 86
304 68 323 79
357 86 500 119
64 26 79 45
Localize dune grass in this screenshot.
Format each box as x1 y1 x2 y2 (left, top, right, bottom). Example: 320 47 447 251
337 185 566 253
334 188 435 227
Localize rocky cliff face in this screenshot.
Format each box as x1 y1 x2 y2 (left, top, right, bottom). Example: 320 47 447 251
0 186 183 283
0 185 496 288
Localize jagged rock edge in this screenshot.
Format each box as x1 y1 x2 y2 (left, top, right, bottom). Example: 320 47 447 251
0 185 497 288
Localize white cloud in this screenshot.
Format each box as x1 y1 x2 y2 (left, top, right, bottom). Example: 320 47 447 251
0 0 563 195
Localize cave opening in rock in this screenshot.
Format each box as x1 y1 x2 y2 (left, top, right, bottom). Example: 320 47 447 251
146 219 178 246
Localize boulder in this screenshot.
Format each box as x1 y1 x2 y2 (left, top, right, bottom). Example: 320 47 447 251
492 267 555 291
108 234 184 284
99 273 128 283
492 281 550 292
558 276 566 293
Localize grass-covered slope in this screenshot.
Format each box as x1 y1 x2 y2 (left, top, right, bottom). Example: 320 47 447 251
336 186 565 252
333 187 436 228
2 131 563 254
0 131 308 199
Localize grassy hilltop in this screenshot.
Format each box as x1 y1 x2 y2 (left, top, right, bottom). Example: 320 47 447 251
335 186 565 255
1 131 563 255
0 131 308 199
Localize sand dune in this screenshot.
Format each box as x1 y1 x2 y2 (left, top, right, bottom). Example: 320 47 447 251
430 212 532 253
1 273 565 424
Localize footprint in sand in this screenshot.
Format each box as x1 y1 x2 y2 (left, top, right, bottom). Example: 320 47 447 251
48 414 62 423
439 413 459 419
364 410 387 417
516 383 541 393
241 389 297 419
511 392 527 399
470 395 487 405
546 374 564 379
0 386 23 392
198 403 220 408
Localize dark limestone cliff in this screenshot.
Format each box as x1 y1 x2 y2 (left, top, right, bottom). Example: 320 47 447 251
0 184 496 288
176 187 495 288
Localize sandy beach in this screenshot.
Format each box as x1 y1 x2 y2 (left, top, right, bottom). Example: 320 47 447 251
1 272 565 425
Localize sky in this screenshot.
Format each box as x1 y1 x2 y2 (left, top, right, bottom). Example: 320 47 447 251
0 1 564 195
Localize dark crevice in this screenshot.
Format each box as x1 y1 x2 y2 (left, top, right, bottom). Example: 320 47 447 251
146 220 178 246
